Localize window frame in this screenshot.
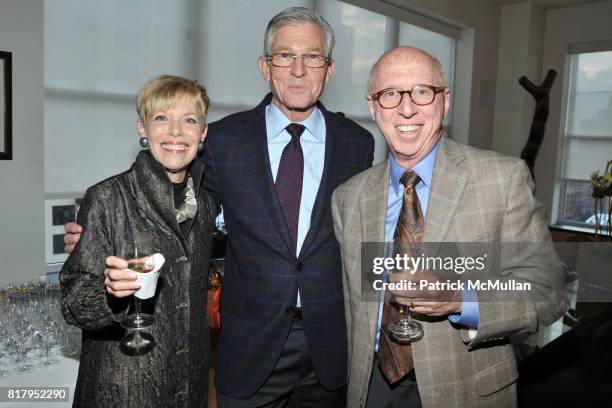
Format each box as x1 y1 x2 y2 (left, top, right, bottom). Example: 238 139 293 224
556 45 612 232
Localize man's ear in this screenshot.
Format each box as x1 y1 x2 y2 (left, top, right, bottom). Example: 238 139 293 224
324 59 335 83
258 56 270 82
367 97 376 121
443 89 450 116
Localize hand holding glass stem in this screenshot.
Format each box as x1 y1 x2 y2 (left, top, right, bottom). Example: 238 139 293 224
383 239 424 342
387 265 424 343
119 233 155 356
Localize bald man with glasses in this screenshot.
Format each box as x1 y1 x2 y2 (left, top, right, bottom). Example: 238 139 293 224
332 46 567 408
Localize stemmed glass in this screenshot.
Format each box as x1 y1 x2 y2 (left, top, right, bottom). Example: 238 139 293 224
386 243 424 343
0 350 10 378
37 328 60 368
119 232 155 356
0 280 71 376
13 346 35 374
387 301 424 343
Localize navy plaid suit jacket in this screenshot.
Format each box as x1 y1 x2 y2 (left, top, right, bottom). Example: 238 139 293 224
201 94 375 398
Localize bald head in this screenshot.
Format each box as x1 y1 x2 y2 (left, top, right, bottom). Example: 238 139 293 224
365 46 450 170
367 46 447 94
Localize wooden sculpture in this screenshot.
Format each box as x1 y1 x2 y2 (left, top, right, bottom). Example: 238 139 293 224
519 69 557 179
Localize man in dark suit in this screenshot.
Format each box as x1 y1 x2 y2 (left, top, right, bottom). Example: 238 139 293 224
65 6 374 407
206 8 373 407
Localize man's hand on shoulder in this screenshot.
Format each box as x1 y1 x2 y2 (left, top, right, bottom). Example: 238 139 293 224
64 222 83 253
104 256 140 298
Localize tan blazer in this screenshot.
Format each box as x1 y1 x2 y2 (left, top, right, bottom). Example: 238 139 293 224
331 137 568 408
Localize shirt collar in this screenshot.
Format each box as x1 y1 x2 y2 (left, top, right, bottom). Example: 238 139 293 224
389 139 441 195
265 102 324 142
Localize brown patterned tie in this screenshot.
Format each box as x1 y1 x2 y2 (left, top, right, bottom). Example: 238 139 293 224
378 170 424 384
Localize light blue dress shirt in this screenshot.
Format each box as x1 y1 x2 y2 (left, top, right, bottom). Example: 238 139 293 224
266 103 326 306
376 140 479 351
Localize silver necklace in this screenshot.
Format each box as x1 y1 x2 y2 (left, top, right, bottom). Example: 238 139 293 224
175 176 197 223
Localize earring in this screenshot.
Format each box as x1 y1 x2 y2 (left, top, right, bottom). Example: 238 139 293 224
139 137 149 148
198 141 204 152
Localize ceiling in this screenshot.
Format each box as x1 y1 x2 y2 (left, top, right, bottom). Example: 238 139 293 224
495 0 605 9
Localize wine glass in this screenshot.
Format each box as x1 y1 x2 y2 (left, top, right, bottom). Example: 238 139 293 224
38 330 60 368
0 350 11 378
386 243 424 343
120 233 155 330
120 330 155 356
119 232 155 356
14 347 35 374
387 302 424 343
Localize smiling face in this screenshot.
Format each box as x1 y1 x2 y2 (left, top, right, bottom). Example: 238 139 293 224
137 96 207 183
258 22 334 122
367 47 450 170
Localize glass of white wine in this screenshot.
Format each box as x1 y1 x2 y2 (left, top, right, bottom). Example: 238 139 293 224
387 295 424 343
386 242 424 343
119 232 155 356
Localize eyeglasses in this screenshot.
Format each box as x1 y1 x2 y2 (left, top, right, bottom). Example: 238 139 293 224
370 85 446 109
267 53 330 68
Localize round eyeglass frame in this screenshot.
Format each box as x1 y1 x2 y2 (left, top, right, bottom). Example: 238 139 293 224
266 53 331 68
370 85 446 109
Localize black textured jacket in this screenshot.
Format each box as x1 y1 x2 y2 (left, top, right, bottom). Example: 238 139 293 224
60 150 217 408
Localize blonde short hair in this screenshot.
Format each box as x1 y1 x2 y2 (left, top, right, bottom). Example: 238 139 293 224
136 75 210 124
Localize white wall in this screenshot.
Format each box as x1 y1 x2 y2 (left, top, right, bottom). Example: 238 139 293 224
0 0 44 284
389 0 502 149
492 3 545 159
539 0 612 221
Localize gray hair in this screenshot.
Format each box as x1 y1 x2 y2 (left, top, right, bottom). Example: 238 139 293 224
264 7 335 58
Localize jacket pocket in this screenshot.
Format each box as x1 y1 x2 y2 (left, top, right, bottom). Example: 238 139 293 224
475 356 518 396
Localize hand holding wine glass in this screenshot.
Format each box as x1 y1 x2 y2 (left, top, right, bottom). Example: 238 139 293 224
103 257 140 298
118 232 157 356
386 261 424 343
389 269 462 317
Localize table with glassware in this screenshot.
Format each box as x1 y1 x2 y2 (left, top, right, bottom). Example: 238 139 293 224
0 282 80 407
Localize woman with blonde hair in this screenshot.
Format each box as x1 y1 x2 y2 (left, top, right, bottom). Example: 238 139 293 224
61 75 217 407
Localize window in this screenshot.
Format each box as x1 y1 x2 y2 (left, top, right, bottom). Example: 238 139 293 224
321 0 457 157
559 49 612 230
398 21 455 129
44 0 459 259
202 0 312 123
44 0 200 193
319 0 390 118
45 0 458 193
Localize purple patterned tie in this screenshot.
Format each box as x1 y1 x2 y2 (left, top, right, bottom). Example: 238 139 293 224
275 123 305 248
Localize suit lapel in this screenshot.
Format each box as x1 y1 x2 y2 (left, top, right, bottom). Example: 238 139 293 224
299 107 341 257
245 96 295 254
362 162 389 244
423 137 469 247
362 162 390 338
